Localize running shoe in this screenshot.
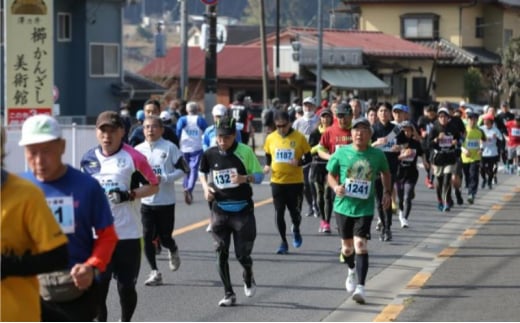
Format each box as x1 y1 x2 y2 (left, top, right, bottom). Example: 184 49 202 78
345 269 357 293
467 194 475 205
375 219 383 232
442 204 451 212
168 249 181 271
184 190 192 205
323 222 331 233
399 213 409 228
218 293 236 307
144 270 162 286
437 203 443 211
243 272 256 297
206 223 212 232
292 231 302 248
352 285 366 304
455 190 464 205
384 228 392 241
276 242 289 254
318 220 326 233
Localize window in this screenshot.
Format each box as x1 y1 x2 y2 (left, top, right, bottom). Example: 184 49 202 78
90 43 119 77
475 17 484 38
504 29 513 48
401 13 439 40
57 12 71 41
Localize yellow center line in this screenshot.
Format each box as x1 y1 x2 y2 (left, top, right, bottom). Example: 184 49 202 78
172 197 273 237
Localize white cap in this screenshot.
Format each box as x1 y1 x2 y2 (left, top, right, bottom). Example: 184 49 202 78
483 105 490 113
303 96 316 105
19 114 62 146
159 110 171 121
212 104 227 117
438 107 450 115
459 100 466 106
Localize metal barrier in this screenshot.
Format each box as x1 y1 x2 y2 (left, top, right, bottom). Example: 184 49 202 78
4 124 99 174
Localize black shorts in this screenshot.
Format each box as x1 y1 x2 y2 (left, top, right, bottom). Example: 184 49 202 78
335 212 373 240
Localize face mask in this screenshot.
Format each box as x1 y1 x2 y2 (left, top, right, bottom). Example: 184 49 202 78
304 111 314 119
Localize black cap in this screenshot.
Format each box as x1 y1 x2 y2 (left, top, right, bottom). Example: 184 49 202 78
216 116 237 136
352 118 371 129
320 109 333 117
96 111 124 128
336 103 353 115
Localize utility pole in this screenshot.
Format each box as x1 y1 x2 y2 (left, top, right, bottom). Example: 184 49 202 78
204 4 217 121
316 0 323 104
259 0 270 109
275 0 280 99
179 0 188 100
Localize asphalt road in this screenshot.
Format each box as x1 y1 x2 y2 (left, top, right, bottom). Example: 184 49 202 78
102 167 518 322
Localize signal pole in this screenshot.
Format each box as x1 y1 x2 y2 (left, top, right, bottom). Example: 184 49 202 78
203 4 217 121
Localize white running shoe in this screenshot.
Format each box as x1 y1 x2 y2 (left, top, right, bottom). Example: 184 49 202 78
352 284 366 304
144 270 162 286
169 249 181 271
206 223 212 232
345 269 357 293
244 280 256 297
399 212 409 228
218 293 236 307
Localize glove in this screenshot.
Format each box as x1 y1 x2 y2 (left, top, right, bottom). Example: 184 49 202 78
107 188 133 204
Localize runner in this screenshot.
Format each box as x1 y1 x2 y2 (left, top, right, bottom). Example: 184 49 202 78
479 113 503 189
135 116 187 286
417 104 437 189
316 103 354 232
371 102 407 241
81 111 159 322
427 107 462 212
308 108 335 233
263 110 312 254
1 124 69 322
326 118 391 304
395 121 429 228
198 116 264 306
460 112 486 204
504 114 520 175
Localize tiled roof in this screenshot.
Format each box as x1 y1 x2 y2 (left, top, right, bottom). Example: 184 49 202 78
139 45 279 79
415 39 500 66
284 27 452 59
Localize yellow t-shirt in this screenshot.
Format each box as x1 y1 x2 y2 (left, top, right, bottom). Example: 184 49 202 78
1 173 68 322
264 129 311 184
461 126 485 163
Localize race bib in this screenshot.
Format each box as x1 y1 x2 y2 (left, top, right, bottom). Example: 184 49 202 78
381 139 396 152
401 148 417 162
186 128 200 137
466 139 480 149
439 136 453 148
344 178 371 199
511 128 520 137
274 148 295 163
152 165 162 175
213 168 238 189
46 196 75 234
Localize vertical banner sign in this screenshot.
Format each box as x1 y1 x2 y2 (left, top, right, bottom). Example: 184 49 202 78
5 0 53 125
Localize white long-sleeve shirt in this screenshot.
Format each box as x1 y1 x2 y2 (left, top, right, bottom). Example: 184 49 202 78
135 138 185 205
480 125 503 157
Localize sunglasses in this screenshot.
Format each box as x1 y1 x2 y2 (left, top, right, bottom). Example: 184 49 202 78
276 123 288 128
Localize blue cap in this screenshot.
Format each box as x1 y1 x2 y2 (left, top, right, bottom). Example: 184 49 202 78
136 109 145 121
392 104 409 113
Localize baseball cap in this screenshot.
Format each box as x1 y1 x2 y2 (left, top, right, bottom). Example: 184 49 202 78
459 100 466 106
321 99 329 108
352 118 371 129
467 111 479 119
212 104 227 117
96 111 124 128
438 107 450 116
159 110 171 121
215 116 237 136
336 103 353 115
392 104 409 113
19 114 62 146
303 96 316 105
320 109 332 117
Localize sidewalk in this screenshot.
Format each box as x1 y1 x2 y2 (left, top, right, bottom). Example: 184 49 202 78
394 177 520 321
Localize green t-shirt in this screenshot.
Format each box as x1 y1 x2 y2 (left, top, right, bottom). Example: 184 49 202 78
326 145 389 217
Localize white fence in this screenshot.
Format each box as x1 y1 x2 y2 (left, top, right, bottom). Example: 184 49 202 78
4 125 99 174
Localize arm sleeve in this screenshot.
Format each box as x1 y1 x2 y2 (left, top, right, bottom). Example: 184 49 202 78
84 225 118 272
2 244 69 278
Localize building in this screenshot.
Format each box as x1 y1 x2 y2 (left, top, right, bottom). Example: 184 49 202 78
341 0 520 104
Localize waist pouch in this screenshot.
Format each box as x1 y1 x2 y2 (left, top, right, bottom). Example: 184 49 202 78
216 201 249 213
39 269 84 302
432 149 457 166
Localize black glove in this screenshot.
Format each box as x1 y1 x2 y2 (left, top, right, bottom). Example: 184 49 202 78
107 188 133 204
